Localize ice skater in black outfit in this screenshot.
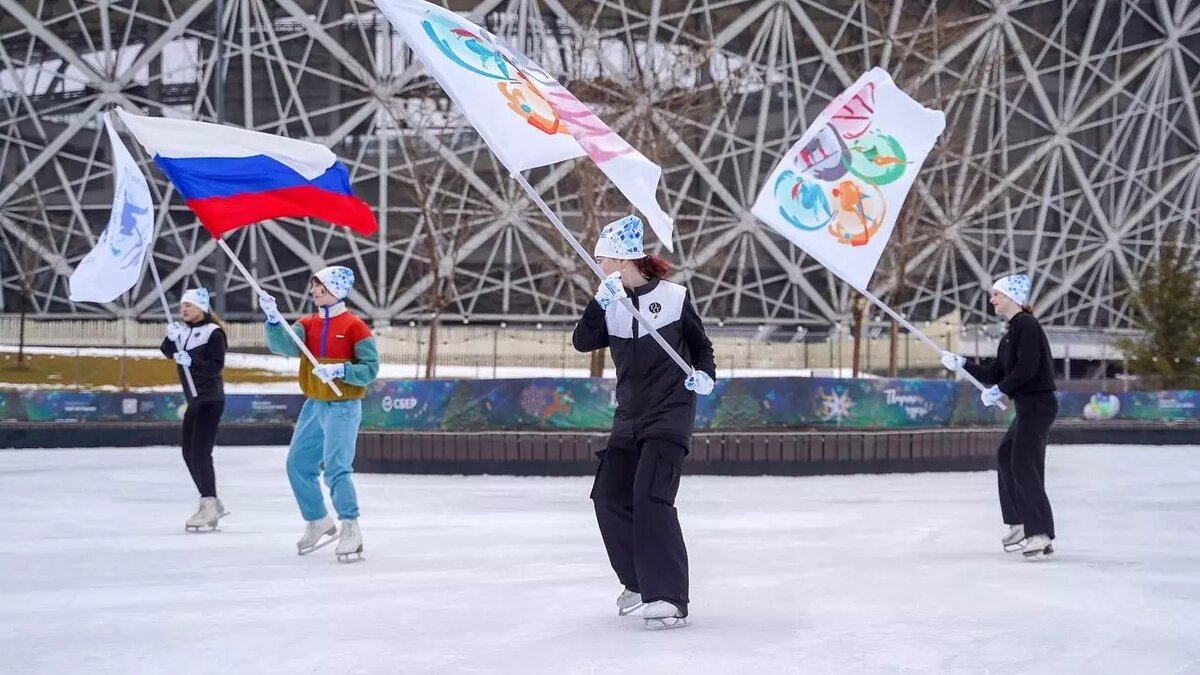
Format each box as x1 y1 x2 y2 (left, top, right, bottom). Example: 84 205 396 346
160 287 229 532
942 274 1058 560
572 215 717 630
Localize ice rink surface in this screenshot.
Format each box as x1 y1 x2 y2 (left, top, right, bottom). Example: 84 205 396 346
2 444 1198 675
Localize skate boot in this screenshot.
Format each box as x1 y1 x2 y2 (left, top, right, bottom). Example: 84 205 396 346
1001 524 1026 553
642 601 689 630
216 498 230 520
1021 534 1054 561
296 515 337 555
185 497 220 532
616 588 644 616
335 519 364 563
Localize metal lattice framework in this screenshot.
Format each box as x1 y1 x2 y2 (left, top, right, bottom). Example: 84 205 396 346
2 0 1198 328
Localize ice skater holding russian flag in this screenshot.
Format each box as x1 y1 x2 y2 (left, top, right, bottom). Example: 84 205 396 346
258 268 379 562
113 107 380 561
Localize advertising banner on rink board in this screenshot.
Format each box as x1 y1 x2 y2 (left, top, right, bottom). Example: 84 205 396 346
0 391 302 425
2 385 1197 430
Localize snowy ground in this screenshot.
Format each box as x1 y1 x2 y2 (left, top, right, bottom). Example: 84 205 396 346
1 344 871 387
2 444 1198 675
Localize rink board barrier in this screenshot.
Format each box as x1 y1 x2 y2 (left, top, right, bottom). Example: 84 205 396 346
0 381 1197 430
352 429 1007 476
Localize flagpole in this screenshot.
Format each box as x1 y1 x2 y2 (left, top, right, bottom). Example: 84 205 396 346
856 287 1005 410
214 237 344 397
146 254 198 398
511 171 694 377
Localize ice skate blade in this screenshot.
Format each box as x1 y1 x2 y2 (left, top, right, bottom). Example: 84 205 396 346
336 550 365 564
1003 541 1026 553
618 602 645 617
297 532 338 556
644 616 689 631
185 523 218 533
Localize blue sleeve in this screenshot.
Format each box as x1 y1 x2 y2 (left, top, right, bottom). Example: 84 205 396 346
343 337 379 387
266 321 304 358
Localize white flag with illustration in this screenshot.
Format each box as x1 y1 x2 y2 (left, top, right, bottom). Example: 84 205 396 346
69 113 155 303
751 68 945 289
375 0 674 250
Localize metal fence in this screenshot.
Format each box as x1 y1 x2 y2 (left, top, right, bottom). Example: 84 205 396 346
1 316 964 375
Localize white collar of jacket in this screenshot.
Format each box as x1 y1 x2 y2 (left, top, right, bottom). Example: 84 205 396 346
318 302 347 319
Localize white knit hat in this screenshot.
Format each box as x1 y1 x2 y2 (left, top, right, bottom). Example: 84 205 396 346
992 274 1031 306
180 287 210 313
593 215 647 260
313 266 355 300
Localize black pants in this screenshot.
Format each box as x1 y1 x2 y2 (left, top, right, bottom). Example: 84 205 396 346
997 393 1057 538
182 400 225 498
590 437 689 615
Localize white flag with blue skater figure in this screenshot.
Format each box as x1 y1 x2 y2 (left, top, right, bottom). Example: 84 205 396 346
69 114 155 303
752 68 946 290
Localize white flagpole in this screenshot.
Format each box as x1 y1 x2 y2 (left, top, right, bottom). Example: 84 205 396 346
511 172 695 377
214 238 344 397
856 287 1005 410
145 254 198 398
106 110 199 399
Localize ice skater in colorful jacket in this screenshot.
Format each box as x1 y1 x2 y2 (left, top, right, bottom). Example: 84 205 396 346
257 266 379 563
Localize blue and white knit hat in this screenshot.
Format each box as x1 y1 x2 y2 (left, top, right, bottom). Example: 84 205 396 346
593 215 646 260
180 287 210 313
992 274 1031 306
314 266 355 300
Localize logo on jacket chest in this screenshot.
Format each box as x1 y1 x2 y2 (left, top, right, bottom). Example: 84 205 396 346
648 301 662 316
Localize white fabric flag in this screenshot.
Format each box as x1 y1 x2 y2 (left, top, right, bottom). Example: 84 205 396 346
752 68 945 289
375 0 674 250
68 114 155 303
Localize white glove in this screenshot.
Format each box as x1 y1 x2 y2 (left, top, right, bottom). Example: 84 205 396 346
979 385 1004 408
166 321 185 342
594 271 627 311
173 351 192 368
940 351 966 371
312 362 346 384
684 370 715 396
258 291 283 325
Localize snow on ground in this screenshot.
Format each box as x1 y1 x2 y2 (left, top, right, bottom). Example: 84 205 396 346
1 344 869 384
2 444 1198 674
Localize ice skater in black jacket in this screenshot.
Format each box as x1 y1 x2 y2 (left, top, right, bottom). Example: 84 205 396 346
942 274 1058 560
159 287 229 532
573 215 716 630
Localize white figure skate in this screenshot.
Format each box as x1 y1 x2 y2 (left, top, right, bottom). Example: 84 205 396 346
642 601 689 630
616 589 644 616
297 515 338 555
1002 524 1026 553
335 519 364 563
185 497 220 532
1021 534 1054 561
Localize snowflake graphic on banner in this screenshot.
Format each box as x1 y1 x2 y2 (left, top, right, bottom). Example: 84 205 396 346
815 387 855 424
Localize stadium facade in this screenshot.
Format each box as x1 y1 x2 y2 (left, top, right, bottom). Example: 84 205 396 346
2 0 1197 330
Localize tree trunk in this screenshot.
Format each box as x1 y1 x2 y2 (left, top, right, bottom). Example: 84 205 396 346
424 306 439 380
589 348 606 377
851 295 865 378
17 288 28 364
119 315 129 391
888 219 907 378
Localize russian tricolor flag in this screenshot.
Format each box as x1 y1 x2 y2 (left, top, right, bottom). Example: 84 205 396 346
115 109 376 237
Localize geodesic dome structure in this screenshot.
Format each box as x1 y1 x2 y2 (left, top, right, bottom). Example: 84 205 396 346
2 0 1197 328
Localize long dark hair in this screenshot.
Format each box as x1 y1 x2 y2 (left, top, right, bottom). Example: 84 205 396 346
633 254 673 279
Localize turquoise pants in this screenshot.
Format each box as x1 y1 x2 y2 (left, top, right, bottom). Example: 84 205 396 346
286 398 362 521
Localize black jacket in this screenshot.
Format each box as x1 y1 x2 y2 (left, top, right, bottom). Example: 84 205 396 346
160 317 226 404
964 312 1056 397
573 278 716 446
